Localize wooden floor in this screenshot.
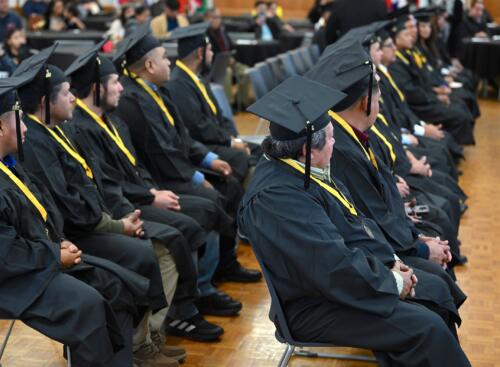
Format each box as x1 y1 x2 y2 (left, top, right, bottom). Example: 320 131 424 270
1 100 499 366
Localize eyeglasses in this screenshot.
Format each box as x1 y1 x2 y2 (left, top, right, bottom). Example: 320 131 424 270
382 42 396 49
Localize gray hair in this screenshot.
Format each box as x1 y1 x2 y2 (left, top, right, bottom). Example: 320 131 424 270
262 127 327 159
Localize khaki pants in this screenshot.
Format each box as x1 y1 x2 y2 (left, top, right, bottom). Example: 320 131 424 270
133 241 178 350
224 62 253 108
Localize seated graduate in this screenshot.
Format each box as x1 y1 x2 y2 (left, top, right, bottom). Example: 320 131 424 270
374 20 466 180
64 41 243 344
306 34 467 308
361 23 467 243
251 1 282 41
238 75 471 367
10 47 182 367
388 10 476 145
0 76 148 367
114 24 262 286
165 22 258 181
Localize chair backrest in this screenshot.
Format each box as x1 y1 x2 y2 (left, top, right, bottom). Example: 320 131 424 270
278 53 298 77
247 67 268 100
298 47 314 70
308 44 321 63
289 49 307 75
254 62 277 91
209 51 233 86
209 83 238 134
266 57 288 84
250 243 296 344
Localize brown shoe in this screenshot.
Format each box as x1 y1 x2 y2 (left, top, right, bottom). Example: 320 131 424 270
151 331 187 362
134 342 179 367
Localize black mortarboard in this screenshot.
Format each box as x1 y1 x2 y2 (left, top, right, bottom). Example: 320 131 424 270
168 22 210 59
247 75 345 189
113 23 162 70
12 44 68 127
0 79 23 160
65 39 117 107
306 35 376 115
413 10 433 23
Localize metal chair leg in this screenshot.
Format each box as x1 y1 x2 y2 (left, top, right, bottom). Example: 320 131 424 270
0 320 15 361
66 345 72 367
277 344 295 367
294 348 377 362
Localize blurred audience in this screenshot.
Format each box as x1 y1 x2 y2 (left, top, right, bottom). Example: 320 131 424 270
150 0 189 39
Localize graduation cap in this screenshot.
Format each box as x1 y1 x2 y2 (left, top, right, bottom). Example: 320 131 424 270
0 79 24 160
386 5 410 21
168 22 210 59
306 34 376 115
65 39 117 107
413 8 434 23
12 44 68 127
112 23 162 71
247 75 346 189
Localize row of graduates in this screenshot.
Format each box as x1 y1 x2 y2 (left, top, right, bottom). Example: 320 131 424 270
0 22 266 367
238 10 479 367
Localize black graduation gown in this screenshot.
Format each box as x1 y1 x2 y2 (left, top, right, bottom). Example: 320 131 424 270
330 118 466 308
238 157 470 367
116 75 242 268
324 0 387 44
389 50 475 145
66 105 207 311
0 163 150 366
370 117 463 231
20 115 167 312
165 66 250 182
116 75 242 220
378 66 464 165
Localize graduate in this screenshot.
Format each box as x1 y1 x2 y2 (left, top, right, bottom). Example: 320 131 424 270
238 75 471 367
64 41 243 343
0 78 148 367
165 22 256 182
388 13 476 145
10 47 185 367
306 34 467 310
113 24 261 286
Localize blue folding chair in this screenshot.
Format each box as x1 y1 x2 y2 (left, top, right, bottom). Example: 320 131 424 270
250 244 378 367
247 66 269 100
266 57 288 84
0 320 72 367
289 49 308 75
308 44 321 63
298 47 315 71
278 53 298 78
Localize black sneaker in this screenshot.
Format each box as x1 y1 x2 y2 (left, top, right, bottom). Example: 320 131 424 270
214 262 262 283
196 292 242 316
165 314 224 342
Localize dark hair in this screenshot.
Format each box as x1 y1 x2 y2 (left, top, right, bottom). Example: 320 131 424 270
135 5 148 16
44 0 64 30
166 0 179 11
262 128 327 160
4 27 21 52
73 74 113 100
19 82 63 114
120 5 133 24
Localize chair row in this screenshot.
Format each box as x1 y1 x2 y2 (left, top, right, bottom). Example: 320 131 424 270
247 44 321 100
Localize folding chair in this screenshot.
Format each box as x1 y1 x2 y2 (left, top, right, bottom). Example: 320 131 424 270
250 245 378 367
298 47 315 71
308 44 321 63
266 57 288 84
255 62 277 91
247 66 269 100
208 51 234 86
289 49 307 75
277 53 298 78
0 320 72 367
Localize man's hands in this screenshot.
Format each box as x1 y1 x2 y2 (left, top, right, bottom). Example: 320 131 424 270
211 159 232 177
424 123 445 140
409 155 432 177
392 261 418 299
122 209 145 238
60 240 82 268
232 138 251 155
396 175 410 198
151 188 181 211
402 133 419 146
421 236 452 267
